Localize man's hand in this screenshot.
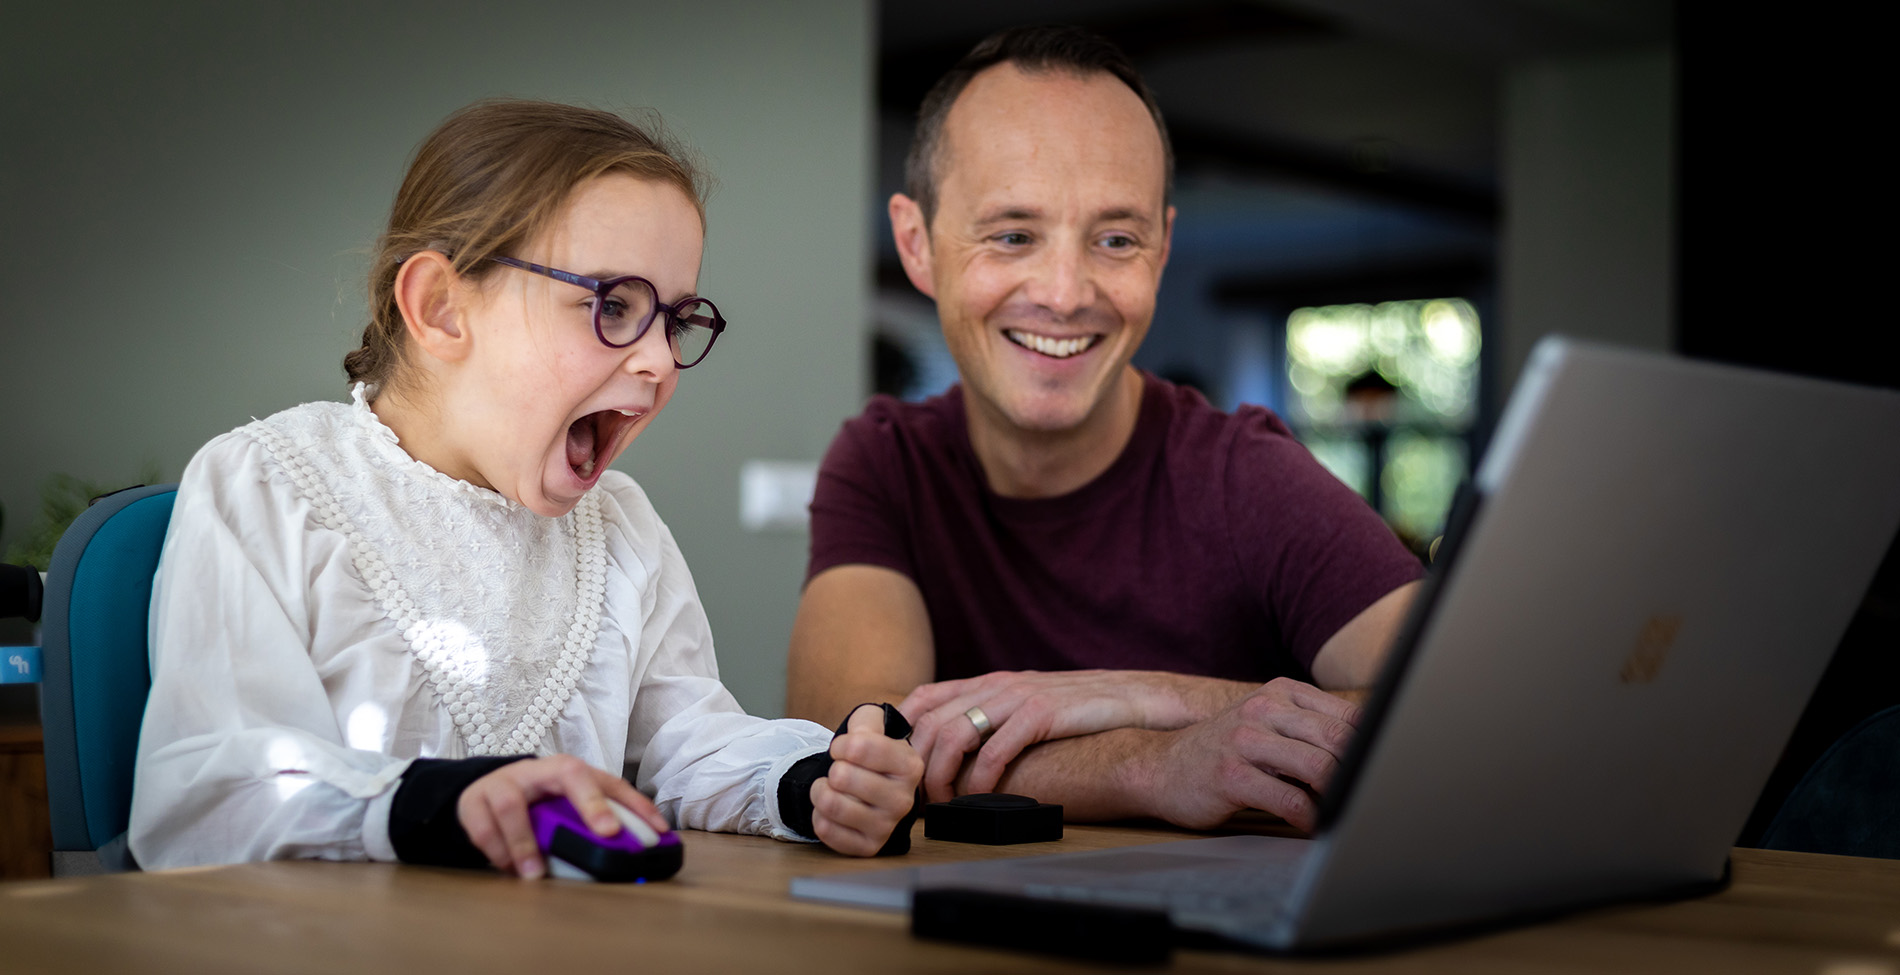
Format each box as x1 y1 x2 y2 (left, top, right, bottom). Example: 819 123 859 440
1138 677 1363 832
811 704 926 856
457 754 669 879
901 669 1255 803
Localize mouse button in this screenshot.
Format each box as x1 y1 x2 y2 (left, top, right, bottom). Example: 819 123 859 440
607 798 663 848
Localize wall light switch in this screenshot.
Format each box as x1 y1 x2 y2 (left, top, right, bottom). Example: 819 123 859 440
740 460 819 532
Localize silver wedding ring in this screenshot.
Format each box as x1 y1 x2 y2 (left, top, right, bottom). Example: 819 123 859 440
964 705 994 739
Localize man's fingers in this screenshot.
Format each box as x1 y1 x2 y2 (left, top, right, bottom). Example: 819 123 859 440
1238 689 1358 762
1260 706 1357 777
921 723 972 802
963 712 1043 794
1228 720 1344 794
1228 766 1320 832
912 695 982 760
899 678 972 718
1276 678 1365 726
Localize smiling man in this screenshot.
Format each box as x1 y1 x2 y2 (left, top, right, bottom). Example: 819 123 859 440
786 26 1424 832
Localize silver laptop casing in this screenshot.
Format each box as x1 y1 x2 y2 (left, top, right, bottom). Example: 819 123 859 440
795 338 1900 951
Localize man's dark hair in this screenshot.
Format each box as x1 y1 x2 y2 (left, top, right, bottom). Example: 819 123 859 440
903 25 1173 225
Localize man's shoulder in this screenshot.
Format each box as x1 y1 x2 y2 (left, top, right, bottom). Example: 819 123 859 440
843 386 961 430
1146 375 1301 463
832 386 967 459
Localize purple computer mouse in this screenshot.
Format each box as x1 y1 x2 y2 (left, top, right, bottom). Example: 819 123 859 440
529 796 684 883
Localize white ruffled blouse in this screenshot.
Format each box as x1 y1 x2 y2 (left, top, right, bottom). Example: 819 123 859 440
129 388 829 869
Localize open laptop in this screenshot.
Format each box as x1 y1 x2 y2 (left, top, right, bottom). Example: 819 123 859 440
790 337 1900 951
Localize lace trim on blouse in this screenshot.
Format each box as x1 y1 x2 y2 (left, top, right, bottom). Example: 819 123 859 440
243 390 606 756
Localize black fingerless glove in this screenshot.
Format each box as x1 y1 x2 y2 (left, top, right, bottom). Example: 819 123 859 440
776 703 921 856
388 755 535 869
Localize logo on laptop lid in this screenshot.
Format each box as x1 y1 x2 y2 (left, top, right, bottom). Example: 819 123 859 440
1620 615 1682 684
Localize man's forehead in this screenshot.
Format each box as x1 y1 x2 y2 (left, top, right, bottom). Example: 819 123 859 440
971 202 1158 228
936 63 1166 211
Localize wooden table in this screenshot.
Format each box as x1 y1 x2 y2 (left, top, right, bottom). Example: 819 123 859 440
3 822 1899 974
0 723 51 880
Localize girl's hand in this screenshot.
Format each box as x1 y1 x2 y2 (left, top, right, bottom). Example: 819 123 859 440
457 754 668 879
810 704 925 856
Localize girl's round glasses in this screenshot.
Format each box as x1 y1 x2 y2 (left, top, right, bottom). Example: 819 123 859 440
490 256 725 368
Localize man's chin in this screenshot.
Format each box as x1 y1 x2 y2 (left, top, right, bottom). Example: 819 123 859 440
993 393 1101 435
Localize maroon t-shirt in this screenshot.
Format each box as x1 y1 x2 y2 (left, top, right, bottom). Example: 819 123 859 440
807 373 1423 682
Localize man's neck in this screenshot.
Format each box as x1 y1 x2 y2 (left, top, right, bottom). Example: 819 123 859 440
966 367 1146 499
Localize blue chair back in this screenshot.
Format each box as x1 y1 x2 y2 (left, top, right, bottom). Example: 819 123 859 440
39 484 176 860
1759 704 1900 860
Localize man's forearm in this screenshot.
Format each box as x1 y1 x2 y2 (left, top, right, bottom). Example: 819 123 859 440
785 566 938 725
1137 672 1258 727
975 728 1170 821
788 679 921 726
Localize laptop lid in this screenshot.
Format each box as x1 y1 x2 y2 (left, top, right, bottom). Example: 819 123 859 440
791 338 1900 951
1288 337 1900 946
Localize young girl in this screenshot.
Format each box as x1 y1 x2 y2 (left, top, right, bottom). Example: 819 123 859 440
129 100 922 874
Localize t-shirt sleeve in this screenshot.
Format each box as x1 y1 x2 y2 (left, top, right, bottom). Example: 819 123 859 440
805 408 916 585
1223 411 1424 671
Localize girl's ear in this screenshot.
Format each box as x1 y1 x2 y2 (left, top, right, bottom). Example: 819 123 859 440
393 250 471 364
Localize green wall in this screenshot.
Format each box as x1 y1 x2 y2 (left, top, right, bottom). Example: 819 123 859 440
0 1 872 717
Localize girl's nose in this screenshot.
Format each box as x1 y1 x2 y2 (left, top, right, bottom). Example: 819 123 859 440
621 321 678 382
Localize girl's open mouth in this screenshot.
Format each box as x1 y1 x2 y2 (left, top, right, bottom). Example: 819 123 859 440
565 408 645 482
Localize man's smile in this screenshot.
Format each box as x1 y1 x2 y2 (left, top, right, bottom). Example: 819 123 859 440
1004 328 1103 359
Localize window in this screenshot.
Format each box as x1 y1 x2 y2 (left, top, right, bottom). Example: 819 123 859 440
1284 298 1480 547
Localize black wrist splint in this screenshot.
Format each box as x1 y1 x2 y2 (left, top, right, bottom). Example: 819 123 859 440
388 754 534 869
776 702 921 855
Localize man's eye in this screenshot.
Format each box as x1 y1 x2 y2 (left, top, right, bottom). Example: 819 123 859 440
1101 234 1136 249
996 232 1032 246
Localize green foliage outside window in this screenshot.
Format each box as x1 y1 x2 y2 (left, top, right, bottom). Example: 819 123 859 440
1286 299 1479 545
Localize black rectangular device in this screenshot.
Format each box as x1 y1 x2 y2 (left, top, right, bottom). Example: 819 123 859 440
923 793 1062 845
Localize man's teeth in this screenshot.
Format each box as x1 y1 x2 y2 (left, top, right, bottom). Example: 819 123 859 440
1007 330 1094 358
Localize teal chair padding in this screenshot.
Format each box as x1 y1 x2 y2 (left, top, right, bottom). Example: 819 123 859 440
38 483 176 874
1759 704 1900 860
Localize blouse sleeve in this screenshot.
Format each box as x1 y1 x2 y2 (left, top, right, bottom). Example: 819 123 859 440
128 431 410 869
600 476 831 842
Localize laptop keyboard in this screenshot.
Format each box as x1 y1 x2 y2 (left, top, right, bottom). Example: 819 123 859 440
1016 843 1308 921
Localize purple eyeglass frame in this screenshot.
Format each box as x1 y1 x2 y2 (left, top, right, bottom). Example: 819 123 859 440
489 255 726 368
